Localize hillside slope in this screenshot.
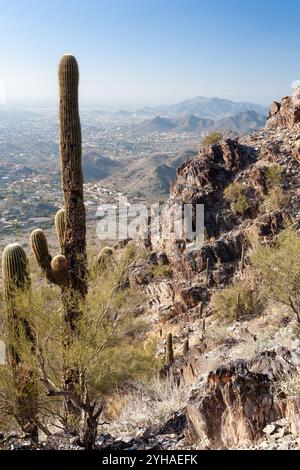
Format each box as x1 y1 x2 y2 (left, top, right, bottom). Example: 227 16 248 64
108 89 300 450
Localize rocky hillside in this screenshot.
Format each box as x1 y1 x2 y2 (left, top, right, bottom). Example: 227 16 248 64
1 91 300 452
122 89 300 450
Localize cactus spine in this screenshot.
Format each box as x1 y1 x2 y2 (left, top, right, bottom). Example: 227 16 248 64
2 244 38 440
166 332 174 364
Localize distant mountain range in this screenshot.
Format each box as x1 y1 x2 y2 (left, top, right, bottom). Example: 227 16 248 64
134 110 267 136
139 96 268 119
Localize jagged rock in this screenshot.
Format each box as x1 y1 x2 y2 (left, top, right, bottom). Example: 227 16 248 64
179 285 207 309
269 101 281 117
185 348 300 449
130 265 154 285
252 210 285 239
266 91 300 130
157 252 169 265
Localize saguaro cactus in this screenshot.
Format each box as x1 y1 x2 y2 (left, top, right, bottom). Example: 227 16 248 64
55 209 65 251
30 227 68 286
2 244 38 440
166 332 174 364
59 54 87 304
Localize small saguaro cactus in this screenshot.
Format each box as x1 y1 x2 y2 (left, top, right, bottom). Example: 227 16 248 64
2 243 30 297
183 338 189 356
240 243 246 273
205 258 210 286
201 318 206 341
2 243 38 440
30 226 68 286
166 332 174 364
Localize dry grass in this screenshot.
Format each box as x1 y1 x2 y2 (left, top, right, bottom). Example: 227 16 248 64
277 373 300 397
102 374 191 437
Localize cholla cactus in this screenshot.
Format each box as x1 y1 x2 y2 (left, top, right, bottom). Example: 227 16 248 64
166 332 174 364
1 243 38 440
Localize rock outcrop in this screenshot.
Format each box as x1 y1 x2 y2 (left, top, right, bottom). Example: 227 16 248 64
185 348 300 449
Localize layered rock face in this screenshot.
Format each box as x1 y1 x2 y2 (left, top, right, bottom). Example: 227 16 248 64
147 90 300 322
140 92 300 450
186 348 300 449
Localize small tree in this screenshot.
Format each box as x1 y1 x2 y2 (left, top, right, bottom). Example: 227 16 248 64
251 229 300 323
0 249 158 448
211 279 263 321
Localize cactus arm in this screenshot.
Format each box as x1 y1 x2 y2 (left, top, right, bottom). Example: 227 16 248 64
30 229 68 286
55 209 65 251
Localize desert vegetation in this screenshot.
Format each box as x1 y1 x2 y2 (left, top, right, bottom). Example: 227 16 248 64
0 56 159 449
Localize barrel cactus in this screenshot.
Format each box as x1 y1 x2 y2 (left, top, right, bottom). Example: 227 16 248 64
2 243 38 440
96 246 114 268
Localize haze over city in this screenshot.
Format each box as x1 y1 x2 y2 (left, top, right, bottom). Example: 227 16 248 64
1 0 300 106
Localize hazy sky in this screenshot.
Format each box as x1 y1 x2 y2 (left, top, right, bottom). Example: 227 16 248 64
0 0 300 106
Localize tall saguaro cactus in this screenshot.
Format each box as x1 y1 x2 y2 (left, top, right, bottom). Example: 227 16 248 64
59 54 87 309
2 244 38 440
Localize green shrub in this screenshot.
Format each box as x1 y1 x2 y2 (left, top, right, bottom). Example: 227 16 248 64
211 280 263 321
202 132 223 146
251 229 300 323
224 182 252 216
263 186 287 211
266 165 284 188
152 264 171 279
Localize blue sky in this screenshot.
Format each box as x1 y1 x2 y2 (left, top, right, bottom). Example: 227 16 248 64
0 0 299 105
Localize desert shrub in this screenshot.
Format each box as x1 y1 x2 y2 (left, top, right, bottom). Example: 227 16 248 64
266 164 284 188
224 182 252 216
263 186 287 211
277 373 300 398
202 132 223 146
211 280 263 320
251 228 300 323
152 264 171 279
102 374 190 437
0 249 159 435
